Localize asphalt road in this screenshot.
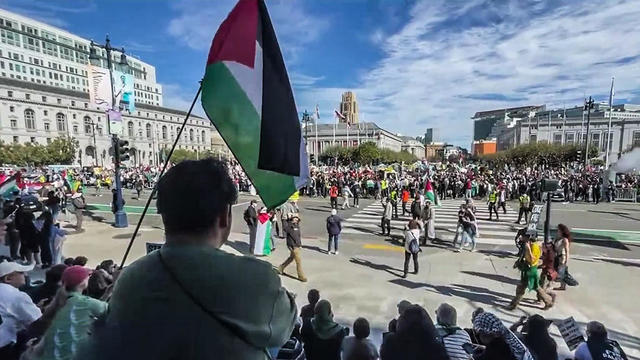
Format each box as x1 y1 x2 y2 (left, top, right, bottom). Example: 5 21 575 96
83 188 640 261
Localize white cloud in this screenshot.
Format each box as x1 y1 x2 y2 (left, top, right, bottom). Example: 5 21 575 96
297 0 640 148
167 0 328 65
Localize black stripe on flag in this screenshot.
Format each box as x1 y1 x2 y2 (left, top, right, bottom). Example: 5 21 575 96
257 0 302 177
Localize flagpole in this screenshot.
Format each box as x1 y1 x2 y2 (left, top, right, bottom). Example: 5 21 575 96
547 111 551 143
605 76 615 169
347 123 349 148
315 116 318 166
120 83 202 268
333 113 336 146
562 105 566 145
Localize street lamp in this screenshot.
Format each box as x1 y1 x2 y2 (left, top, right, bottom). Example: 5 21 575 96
89 35 130 228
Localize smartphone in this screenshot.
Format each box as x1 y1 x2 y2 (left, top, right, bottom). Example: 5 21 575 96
462 343 475 355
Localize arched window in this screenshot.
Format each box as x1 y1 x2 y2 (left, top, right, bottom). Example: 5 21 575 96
56 113 66 132
189 129 194 142
83 116 92 134
24 109 35 130
162 126 167 140
127 121 134 137
146 123 152 139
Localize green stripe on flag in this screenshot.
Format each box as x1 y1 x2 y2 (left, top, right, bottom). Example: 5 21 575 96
202 62 297 208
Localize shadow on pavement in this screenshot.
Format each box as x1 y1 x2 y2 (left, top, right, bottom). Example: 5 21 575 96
461 270 520 286
588 209 640 221
348 226 382 235
226 240 249 254
350 257 404 277
478 249 517 259
302 245 329 255
388 279 515 307
112 233 141 240
597 258 640 268
304 206 334 213
572 235 630 250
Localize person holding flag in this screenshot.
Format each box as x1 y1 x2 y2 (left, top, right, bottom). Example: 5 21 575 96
253 207 273 256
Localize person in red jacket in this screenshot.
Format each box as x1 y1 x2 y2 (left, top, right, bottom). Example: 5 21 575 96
329 184 339 209
401 188 410 216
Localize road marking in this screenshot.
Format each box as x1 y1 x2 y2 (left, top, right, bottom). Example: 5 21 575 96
233 201 250 208
363 244 404 252
573 227 640 234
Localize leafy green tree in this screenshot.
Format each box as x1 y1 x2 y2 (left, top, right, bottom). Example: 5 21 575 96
48 136 79 164
352 142 380 164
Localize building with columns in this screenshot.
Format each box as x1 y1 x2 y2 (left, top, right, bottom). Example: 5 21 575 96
304 122 401 158
400 136 425 158
0 8 224 167
497 104 640 160
0 77 213 167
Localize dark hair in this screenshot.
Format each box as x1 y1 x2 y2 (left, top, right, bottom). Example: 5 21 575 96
157 159 238 236
45 264 68 284
557 223 572 243
307 289 320 304
353 317 370 339
73 256 88 266
64 258 75 266
98 259 115 272
523 315 557 360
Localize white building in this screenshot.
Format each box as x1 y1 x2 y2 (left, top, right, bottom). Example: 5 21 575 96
0 78 213 167
304 122 401 158
400 136 425 158
0 8 162 106
0 8 222 166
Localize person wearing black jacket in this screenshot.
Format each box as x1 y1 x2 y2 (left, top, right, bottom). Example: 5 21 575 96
326 209 342 255
277 215 307 282
244 200 258 254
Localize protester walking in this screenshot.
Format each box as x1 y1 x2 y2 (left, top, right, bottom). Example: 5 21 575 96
515 192 531 224
508 234 554 310
341 185 353 210
243 200 258 254
488 188 499 221
554 223 572 291
381 198 392 236
351 182 360 208
279 215 307 282
401 188 410 216
498 185 507 214
326 209 342 255
421 199 435 245
71 189 86 232
410 195 422 220
402 219 421 278
329 184 339 209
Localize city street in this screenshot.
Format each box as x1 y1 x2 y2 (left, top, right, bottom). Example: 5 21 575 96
37 190 640 359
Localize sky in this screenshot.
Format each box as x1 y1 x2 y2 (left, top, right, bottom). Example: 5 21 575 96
2 0 640 148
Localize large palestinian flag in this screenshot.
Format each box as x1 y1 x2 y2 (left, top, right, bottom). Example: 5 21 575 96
425 179 440 206
201 0 309 208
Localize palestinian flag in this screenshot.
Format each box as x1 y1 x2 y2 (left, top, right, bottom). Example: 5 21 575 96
253 212 272 256
0 173 20 200
425 179 440 206
201 0 309 208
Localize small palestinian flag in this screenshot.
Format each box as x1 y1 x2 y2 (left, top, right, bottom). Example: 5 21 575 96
425 179 440 206
201 0 309 208
254 212 272 256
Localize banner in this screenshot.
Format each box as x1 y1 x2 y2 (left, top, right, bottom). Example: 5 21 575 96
108 109 123 136
113 70 135 113
87 65 111 111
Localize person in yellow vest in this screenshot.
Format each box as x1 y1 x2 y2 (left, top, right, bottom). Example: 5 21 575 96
508 235 554 310
381 179 388 199
487 188 499 221
515 193 530 224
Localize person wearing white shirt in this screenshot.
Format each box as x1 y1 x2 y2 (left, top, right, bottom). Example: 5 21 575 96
0 259 42 358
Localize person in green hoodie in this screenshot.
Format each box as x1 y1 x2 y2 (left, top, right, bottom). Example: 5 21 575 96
75 159 298 360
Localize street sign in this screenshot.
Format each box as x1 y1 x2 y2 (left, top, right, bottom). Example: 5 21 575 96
555 317 585 350
526 204 543 236
108 109 123 135
146 242 163 254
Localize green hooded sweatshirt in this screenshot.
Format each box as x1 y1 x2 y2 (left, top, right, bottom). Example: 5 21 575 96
75 244 297 359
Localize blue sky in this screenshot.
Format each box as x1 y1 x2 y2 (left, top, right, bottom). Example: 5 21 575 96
2 0 640 148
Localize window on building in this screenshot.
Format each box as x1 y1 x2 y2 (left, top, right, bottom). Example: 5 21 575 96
72 125 78 134
56 113 67 132
12 136 18 144
25 93 30 100
7 90 12 97
553 133 562 145
84 116 92 134
24 109 35 130
44 122 50 132
202 130 206 144
43 110 48 116
189 129 194 142
128 121 135 137
46 138 51 144
71 101 75 107
10 118 17 128
9 106 14 112
146 123 152 139
42 96 47 102
565 132 575 145
529 134 537 143
591 132 600 150
30 137 36 143
97 126 103 136
162 125 167 140
57 98 61 105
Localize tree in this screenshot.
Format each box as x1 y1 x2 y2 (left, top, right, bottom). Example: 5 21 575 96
0 136 78 166
352 142 379 165
48 136 79 164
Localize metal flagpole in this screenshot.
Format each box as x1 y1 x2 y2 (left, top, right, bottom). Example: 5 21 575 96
315 113 318 165
605 76 615 168
120 83 202 268
333 111 336 146
347 122 349 147
562 105 566 145
580 102 585 144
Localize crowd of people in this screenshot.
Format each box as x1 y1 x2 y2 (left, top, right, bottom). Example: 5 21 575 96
0 158 634 359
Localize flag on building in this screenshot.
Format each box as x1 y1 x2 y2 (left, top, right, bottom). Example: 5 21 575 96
609 76 615 107
425 179 440 206
253 212 272 256
201 0 309 208
334 109 345 120
315 104 320 121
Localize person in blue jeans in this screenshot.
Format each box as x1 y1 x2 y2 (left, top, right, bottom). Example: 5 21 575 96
326 209 342 255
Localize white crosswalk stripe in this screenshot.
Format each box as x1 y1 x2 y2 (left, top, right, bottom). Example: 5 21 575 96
342 199 526 246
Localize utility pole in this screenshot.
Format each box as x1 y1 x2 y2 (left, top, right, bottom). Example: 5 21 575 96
89 35 130 228
605 76 615 169
584 96 595 167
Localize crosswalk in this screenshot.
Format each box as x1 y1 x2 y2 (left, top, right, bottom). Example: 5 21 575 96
341 199 526 247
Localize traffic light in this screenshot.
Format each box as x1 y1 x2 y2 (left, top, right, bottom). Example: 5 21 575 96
310 154 315 163
114 139 130 163
576 149 582 162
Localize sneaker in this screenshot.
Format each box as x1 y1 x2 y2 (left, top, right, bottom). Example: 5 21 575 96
276 267 284 275
299 277 308 283
334 251 339 255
